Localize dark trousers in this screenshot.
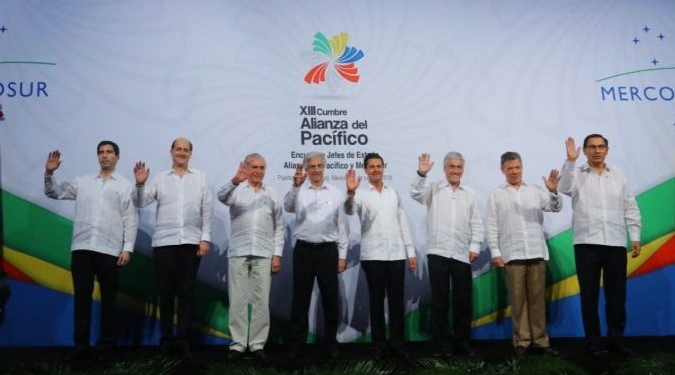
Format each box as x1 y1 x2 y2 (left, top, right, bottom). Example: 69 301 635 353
153 245 201 345
574 244 627 348
361 260 406 349
290 240 339 346
427 254 472 343
71 250 119 349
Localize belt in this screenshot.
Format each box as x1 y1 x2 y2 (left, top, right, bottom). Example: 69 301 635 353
296 239 336 247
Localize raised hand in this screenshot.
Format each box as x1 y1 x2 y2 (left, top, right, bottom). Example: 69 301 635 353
232 161 249 184
133 161 150 185
542 169 560 193
292 163 306 187
566 137 581 162
45 150 62 174
345 168 361 193
418 153 434 176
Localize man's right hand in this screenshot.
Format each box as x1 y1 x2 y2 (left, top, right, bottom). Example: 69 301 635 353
345 168 360 195
232 161 249 185
134 161 150 185
418 153 434 176
45 150 62 175
566 137 581 162
292 163 306 187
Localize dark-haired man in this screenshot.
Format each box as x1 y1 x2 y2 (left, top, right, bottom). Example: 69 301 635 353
559 135 641 357
486 151 561 357
44 141 138 361
344 152 417 358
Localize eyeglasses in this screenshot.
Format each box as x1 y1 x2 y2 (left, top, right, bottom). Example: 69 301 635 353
584 145 607 151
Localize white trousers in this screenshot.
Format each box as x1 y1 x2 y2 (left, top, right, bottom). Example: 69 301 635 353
227 256 272 352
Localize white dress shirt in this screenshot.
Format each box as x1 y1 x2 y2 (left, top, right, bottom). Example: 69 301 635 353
344 183 415 261
410 176 484 264
133 168 213 247
218 181 284 258
283 182 349 259
45 172 138 256
486 183 561 263
558 161 641 246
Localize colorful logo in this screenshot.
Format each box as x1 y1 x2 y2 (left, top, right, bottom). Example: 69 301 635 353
304 32 365 84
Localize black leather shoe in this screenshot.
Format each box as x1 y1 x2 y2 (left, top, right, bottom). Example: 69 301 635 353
390 347 411 360
609 342 636 357
454 342 475 357
537 346 559 356
251 349 266 360
588 345 609 358
65 348 90 362
514 346 528 357
228 349 246 360
324 345 339 359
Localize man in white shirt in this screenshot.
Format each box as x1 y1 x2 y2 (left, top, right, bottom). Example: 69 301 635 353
44 141 138 361
486 151 561 357
133 138 212 359
410 152 483 357
217 153 284 360
559 135 641 357
284 152 348 359
344 152 417 359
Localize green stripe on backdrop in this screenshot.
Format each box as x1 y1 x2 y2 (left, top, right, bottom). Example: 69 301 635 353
472 177 675 319
2 177 673 339
1 190 229 336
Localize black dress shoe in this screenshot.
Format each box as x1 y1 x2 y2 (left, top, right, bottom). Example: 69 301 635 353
588 345 609 358
228 349 245 360
536 346 559 356
324 345 339 359
609 342 636 357
390 347 411 360
514 346 528 357
251 349 266 360
454 342 475 357
159 341 173 356
65 348 90 362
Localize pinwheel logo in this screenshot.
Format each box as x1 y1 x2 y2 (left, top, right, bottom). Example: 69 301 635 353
304 32 365 84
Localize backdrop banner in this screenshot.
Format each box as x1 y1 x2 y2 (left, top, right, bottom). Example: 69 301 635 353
1 0 673 346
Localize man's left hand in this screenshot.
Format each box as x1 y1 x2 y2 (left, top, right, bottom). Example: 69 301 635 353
271 255 282 274
631 241 641 258
117 251 131 266
197 241 209 257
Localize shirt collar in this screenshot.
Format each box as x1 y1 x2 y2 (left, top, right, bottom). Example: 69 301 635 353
97 172 120 180
439 181 465 191
499 182 528 189
580 163 612 173
166 167 194 176
304 182 328 191
242 180 267 191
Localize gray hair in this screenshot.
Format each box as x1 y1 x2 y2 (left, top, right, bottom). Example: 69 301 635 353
244 152 266 165
443 151 465 166
500 151 521 166
303 151 326 169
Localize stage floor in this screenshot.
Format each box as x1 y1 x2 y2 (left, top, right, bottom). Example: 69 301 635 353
1 336 674 374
